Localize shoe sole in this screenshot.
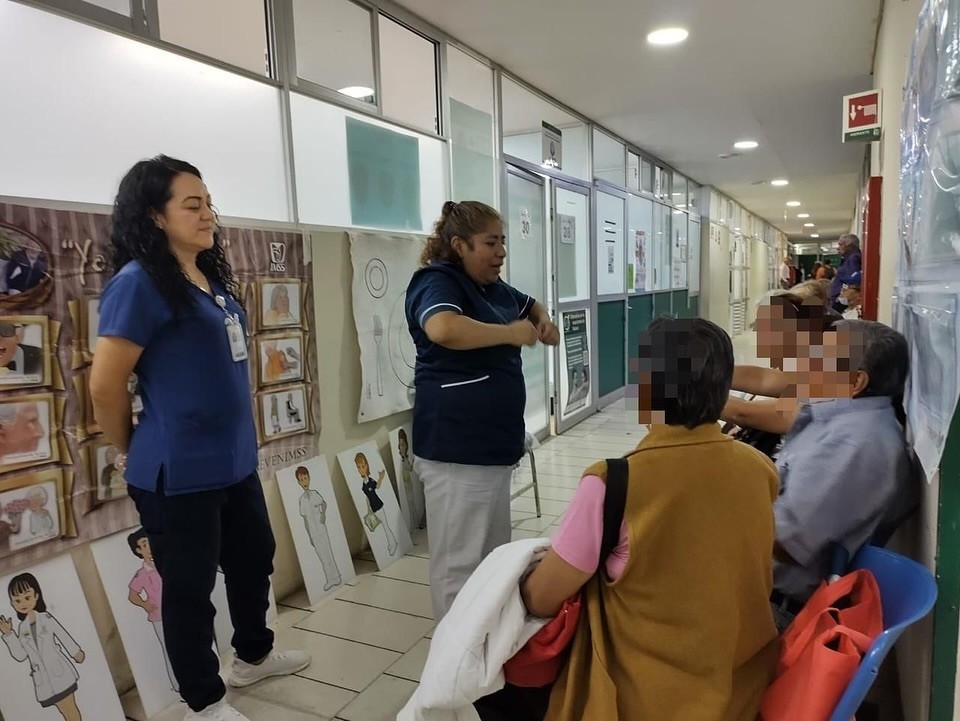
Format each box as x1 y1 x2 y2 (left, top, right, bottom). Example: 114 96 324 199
226 658 311 689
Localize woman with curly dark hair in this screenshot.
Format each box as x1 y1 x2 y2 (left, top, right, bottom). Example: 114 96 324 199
89 156 308 721
405 200 559 621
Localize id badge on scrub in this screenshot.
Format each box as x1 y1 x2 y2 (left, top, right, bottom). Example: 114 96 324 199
225 315 248 362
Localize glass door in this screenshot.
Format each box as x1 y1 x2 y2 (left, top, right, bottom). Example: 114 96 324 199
553 180 595 433
505 166 550 436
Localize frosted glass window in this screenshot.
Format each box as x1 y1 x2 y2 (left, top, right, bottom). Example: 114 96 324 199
378 15 438 134
653 203 672 291
157 0 269 76
293 0 376 105
88 0 130 15
627 152 640 191
593 129 625 186
688 181 700 214
501 76 589 180
641 159 654 194
555 187 590 301
628 195 653 293
673 175 688 209
448 46 496 206
689 218 701 294
596 191 625 295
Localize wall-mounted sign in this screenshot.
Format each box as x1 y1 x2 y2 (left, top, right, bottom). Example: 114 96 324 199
843 90 882 143
558 214 575 245
541 121 563 169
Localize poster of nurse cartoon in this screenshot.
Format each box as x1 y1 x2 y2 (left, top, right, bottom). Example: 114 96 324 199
0 554 125 721
277 457 355 605
337 442 412 570
388 425 425 532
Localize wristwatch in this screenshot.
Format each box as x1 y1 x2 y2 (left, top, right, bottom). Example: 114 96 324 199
115 453 128 473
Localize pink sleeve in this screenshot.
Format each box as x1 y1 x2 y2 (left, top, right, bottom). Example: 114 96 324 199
551 475 629 579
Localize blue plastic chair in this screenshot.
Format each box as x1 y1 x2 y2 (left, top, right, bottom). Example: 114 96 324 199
828 546 938 721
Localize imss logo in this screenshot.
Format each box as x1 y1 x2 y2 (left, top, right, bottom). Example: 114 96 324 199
269 243 287 273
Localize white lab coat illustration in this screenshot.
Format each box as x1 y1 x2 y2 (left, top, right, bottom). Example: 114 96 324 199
299 489 342 589
3 612 81 703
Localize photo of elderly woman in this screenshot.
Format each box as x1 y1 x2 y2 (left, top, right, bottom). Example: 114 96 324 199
261 281 301 329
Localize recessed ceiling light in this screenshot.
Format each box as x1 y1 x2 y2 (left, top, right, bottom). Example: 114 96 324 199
810 233 820 238
797 213 810 218
647 27 689 46
338 85 375 99
804 223 815 228
786 201 801 207
734 140 759 150
771 179 790 187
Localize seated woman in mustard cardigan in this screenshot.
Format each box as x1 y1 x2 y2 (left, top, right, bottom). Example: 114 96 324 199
522 316 779 721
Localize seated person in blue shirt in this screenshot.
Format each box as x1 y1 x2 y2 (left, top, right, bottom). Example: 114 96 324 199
771 320 919 626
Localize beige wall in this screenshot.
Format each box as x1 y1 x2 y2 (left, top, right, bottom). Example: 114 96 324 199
871 0 931 716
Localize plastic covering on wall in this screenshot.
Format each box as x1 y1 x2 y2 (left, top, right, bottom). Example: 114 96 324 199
898 0 960 480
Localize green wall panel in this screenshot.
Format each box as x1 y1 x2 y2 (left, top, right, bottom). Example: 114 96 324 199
653 291 672 319
627 294 654 384
598 300 626 397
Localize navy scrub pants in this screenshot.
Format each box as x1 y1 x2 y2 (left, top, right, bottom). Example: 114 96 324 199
128 472 276 712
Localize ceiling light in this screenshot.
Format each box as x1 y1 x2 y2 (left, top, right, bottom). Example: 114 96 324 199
797 213 810 218
771 179 790 187
786 201 801 207
647 27 689 46
338 86 375 99
804 223 815 227
734 140 759 150
810 233 820 238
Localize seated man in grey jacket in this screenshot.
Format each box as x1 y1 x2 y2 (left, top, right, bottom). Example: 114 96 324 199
771 320 918 626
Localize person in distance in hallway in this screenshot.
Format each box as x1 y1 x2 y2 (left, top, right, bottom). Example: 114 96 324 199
91 155 309 721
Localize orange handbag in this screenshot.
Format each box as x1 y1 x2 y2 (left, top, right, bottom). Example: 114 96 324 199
760 569 883 721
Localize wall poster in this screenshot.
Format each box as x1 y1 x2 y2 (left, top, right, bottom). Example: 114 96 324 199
559 309 591 419
630 229 649 293
0 554 125 721
0 202 321 578
349 231 426 423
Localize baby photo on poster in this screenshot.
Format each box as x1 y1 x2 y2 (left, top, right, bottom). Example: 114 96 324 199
277 457 356 605
0 554 126 721
336 442 412 569
90 530 180 718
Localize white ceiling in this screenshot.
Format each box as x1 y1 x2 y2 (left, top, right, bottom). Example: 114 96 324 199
393 0 882 241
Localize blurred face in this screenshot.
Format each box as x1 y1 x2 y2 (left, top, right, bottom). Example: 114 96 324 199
755 304 797 366
797 329 868 400
10 586 37 615
154 172 216 259
273 287 290 314
636 371 667 426
0 403 43 456
453 220 506 286
0 325 23 368
297 471 309 489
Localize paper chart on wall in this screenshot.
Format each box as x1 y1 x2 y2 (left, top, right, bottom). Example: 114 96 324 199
0 554 126 721
91 529 181 718
336 442 412 570
349 232 426 423
277 457 356 606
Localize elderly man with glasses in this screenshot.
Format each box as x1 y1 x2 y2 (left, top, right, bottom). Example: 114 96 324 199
829 234 863 314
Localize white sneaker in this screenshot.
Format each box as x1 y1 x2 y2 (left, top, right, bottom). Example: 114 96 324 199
227 649 311 688
183 699 250 720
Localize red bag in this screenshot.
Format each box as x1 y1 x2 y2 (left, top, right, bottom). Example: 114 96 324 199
503 595 581 688
760 570 883 721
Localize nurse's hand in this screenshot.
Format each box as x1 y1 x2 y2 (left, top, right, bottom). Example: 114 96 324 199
508 320 538 347
536 320 560 346
0 616 12 635
73 650 85 663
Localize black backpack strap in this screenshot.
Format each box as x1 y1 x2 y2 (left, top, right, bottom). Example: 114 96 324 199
600 458 629 566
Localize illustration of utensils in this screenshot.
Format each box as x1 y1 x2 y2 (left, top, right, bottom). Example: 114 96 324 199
373 314 384 397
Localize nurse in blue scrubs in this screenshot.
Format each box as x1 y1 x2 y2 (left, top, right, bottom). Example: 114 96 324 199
90 155 309 721
406 200 559 620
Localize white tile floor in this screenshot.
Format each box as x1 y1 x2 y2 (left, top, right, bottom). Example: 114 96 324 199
122 403 645 721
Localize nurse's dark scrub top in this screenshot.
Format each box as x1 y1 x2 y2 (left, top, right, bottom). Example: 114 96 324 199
98 261 257 495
